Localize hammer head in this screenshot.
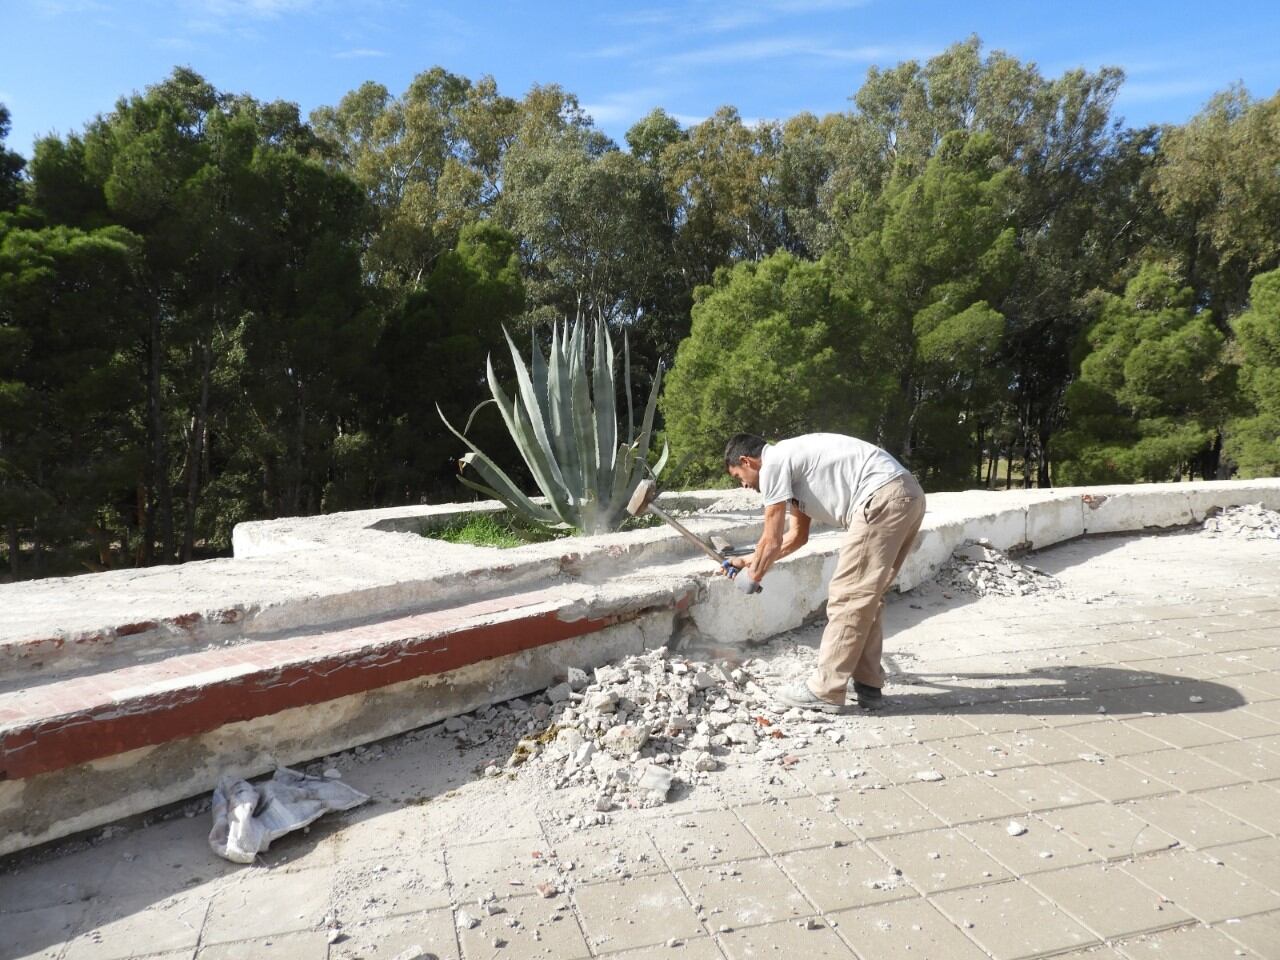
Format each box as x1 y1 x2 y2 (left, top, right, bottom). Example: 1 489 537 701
626 478 658 517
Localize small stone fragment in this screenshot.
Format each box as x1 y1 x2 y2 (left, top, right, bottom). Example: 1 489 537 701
456 909 480 930
915 770 946 782
1006 821 1028 837
536 882 558 898
546 682 574 703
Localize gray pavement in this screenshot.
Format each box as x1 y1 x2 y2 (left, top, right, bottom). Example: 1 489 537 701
4 527 1280 960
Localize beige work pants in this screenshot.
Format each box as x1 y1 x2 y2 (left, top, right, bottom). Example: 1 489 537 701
808 473 926 705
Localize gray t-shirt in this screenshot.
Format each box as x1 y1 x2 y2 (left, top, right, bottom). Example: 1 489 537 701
758 434 907 528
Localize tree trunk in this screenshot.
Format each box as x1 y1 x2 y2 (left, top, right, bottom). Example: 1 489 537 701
181 340 212 561
1005 443 1014 490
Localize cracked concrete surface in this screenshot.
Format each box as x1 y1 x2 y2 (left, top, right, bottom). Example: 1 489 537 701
3 525 1279 959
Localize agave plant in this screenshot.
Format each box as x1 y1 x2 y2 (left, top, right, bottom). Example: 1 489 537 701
439 315 667 535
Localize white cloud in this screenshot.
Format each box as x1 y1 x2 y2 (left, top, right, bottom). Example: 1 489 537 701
659 38 925 69
192 0 320 17
334 47 388 59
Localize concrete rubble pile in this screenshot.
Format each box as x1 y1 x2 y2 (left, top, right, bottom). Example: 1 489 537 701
486 647 835 812
1202 502 1280 540
935 539 1064 598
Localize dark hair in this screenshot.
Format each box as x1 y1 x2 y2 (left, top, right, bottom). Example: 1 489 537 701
723 433 767 469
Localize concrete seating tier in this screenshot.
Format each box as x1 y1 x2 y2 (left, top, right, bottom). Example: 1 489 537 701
1 480 1277 856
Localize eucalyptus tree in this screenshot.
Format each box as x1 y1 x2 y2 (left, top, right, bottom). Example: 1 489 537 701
1154 88 1280 322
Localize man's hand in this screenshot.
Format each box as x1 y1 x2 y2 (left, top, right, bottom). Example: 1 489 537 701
734 570 763 594
721 557 748 577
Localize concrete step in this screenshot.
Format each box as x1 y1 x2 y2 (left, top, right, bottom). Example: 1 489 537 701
0 511 762 688
0 575 698 854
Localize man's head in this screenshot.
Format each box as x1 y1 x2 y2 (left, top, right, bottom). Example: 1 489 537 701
724 433 767 490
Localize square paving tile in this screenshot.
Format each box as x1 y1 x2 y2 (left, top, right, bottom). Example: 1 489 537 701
65 893 208 960
1065 722 1171 758
932 880 1098 959
861 742 962 784
781 749 877 791
988 763 1100 812
1215 909 1280 955
196 931 330 959
1124 794 1265 850
1001 728 1093 764
1124 714 1233 748
735 796 858 854
830 897 989 959
930 734 1030 774
444 836 557 896
1028 863 1191 939
903 774 1028 826
332 858 450 922
1195 782 1280 834
718 918 856 958
572 873 703 954
4 902 90 960
831 786 945 839
894 713 983 742
329 909 460 960
543 825 665 884
457 897 592 959
1187 741 1280 782
961 817 1102 876
1237 673 1280 701
1054 757 1173 802
871 827 1011 893
595 936 724 959
678 857 813 929
950 706 1046 734
1122 850 1280 922
1123 749 1244 792
646 809 767 870
1115 924 1255 960
202 866 334 945
1038 803 1179 861
777 844 913 913
1204 837 1280 893
1189 708 1280 741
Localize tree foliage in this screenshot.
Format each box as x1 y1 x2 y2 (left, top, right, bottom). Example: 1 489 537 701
4 41 1280 578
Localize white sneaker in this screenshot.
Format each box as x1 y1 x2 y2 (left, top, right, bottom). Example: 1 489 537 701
775 683 846 715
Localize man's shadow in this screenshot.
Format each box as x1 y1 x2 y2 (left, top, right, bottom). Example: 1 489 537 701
880 663 1247 716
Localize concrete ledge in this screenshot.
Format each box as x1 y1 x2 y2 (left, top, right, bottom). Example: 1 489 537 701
2 477 1278 856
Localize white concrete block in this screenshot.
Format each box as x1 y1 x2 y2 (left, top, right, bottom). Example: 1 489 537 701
1026 495 1085 548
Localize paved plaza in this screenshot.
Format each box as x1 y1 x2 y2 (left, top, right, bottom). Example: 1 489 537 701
4 526 1280 960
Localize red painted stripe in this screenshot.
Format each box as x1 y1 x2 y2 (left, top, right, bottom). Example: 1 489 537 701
0 588 685 781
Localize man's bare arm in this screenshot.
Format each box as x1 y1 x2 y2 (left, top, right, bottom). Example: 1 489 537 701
741 503 810 580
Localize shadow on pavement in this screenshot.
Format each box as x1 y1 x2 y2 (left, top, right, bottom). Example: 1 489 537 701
882 664 1247 716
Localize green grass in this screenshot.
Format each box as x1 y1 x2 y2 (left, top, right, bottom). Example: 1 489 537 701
427 508 665 547
427 512 563 548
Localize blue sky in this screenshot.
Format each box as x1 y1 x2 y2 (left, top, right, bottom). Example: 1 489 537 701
4 0 1279 159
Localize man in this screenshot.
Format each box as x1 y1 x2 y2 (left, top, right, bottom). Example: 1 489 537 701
723 432 925 713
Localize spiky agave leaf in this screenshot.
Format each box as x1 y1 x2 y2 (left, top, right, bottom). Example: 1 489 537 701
438 317 668 535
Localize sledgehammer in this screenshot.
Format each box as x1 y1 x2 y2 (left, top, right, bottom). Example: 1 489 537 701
626 479 728 566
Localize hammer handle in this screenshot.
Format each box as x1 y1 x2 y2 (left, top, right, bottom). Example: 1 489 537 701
647 504 726 565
